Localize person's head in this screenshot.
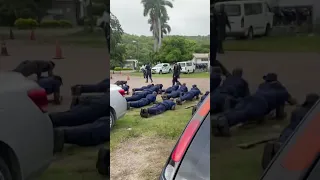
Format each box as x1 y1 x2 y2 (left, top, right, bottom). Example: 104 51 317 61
263 73 278 83
49 61 55 68
182 83 186 86
152 91 157 95
53 75 63 84
192 84 197 88
151 83 154 86
232 68 243 77
302 93 320 107
169 98 174 101
205 91 210 95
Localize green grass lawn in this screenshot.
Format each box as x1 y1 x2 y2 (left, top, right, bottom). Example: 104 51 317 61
211 118 288 180
225 35 320 52
128 72 209 78
110 98 196 150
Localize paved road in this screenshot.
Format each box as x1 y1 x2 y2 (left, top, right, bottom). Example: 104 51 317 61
0 40 108 112
218 51 320 103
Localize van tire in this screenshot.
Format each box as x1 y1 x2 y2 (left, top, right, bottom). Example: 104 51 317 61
187 70 190 74
0 157 12 180
246 27 254 40
159 70 162 74
265 24 271 36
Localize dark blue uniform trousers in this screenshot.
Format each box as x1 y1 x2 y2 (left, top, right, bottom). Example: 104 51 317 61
130 98 151 108
147 104 167 115
224 96 268 127
58 116 109 146
167 91 181 99
180 90 200 101
126 94 146 102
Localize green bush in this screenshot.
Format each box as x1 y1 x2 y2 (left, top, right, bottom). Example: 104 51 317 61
114 67 132 71
39 20 73 28
14 18 38 29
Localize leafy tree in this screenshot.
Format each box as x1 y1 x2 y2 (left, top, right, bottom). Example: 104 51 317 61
109 13 126 68
141 0 173 51
154 36 197 63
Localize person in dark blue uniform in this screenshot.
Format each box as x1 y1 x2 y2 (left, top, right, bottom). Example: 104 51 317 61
37 75 63 104
132 84 154 93
176 85 202 105
162 82 180 94
140 99 176 118
212 73 297 136
211 67 222 92
13 60 55 80
128 91 158 108
192 91 210 115
126 89 153 102
261 93 319 170
71 78 110 96
50 94 109 151
162 83 188 100
121 84 130 94
279 93 319 143
145 63 153 83
211 68 250 114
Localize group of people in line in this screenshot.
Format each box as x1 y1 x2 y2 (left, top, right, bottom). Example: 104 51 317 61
11 60 110 176
124 82 209 118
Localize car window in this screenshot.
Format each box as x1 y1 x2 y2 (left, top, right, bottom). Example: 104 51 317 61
245 3 262 15
186 63 192 66
260 101 320 180
175 114 210 180
163 64 168 67
224 4 242 16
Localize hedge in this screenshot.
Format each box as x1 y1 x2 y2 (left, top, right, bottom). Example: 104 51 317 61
14 18 38 29
14 18 73 29
114 67 132 71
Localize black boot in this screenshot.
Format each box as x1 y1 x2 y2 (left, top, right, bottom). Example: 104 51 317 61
140 109 149 118
53 129 64 153
96 148 110 176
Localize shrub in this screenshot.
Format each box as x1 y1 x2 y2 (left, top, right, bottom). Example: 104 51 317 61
39 20 73 28
14 18 38 29
113 67 132 71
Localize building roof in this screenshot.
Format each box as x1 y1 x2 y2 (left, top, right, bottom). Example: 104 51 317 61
193 53 209 58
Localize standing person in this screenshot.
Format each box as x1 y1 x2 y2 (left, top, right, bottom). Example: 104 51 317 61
142 64 147 79
145 63 153 83
172 63 180 86
216 4 231 54
211 5 231 77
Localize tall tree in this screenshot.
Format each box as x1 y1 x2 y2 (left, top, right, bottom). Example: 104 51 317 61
148 15 171 39
141 0 173 52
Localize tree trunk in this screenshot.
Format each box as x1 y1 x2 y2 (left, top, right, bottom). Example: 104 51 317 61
153 20 158 52
157 17 162 50
88 0 94 32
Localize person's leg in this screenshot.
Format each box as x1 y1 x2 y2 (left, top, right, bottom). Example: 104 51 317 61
125 95 142 102
49 103 108 127
149 73 153 83
60 117 109 146
52 80 62 104
129 99 149 108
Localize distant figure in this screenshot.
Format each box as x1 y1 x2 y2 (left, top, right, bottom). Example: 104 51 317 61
142 65 147 79
216 4 231 54
145 63 153 83
172 63 180 86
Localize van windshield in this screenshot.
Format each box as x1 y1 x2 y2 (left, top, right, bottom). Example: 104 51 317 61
219 4 241 16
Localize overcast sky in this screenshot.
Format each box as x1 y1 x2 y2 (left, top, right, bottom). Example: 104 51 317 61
110 0 210 36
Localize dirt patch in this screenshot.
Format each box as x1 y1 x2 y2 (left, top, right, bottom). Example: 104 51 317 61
110 136 176 180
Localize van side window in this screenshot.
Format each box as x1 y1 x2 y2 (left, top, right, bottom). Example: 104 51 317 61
163 64 168 67
186 62 192 66
252 3 262 14
244 4 253 16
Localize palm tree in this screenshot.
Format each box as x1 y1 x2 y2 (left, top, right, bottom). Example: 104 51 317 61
141 0 173 52
148 16 171 39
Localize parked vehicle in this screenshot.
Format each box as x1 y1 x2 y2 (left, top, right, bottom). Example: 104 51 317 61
152 63 172 74
178 61 195 74
0 71 53 180
160 95 210 180
110 84 127 130
215 0 274 39
260 99 320 180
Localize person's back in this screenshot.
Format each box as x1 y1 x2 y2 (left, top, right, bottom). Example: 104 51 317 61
145 64 151 72
146 93 157 102
177 84 188 92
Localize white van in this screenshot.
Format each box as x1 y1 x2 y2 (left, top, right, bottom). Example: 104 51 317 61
178 61 195 74
151 63 172 74
215 0 274 39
